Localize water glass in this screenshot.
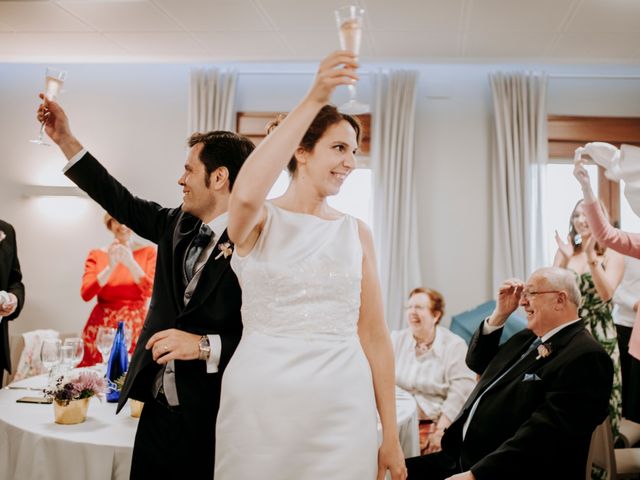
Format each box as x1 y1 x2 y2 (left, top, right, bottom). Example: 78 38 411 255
63 337 84 368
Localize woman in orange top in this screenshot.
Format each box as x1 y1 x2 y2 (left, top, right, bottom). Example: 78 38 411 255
78 213 156 367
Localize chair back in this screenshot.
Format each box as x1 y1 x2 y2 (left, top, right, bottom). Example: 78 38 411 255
450 300 527 345
1 334 25 387
587 416 617 480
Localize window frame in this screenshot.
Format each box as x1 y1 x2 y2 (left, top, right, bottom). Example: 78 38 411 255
547 114 640 227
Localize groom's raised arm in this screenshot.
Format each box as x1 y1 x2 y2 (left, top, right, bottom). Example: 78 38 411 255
38 95 175 243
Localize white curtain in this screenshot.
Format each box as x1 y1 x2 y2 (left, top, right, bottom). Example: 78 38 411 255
371 70 422 331
489 72 548 288
189 67 237 133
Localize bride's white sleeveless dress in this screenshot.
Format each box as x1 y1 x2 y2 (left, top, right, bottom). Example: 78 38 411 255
214 202 378 479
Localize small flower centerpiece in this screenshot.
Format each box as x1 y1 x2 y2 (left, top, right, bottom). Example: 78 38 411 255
44 371 107 424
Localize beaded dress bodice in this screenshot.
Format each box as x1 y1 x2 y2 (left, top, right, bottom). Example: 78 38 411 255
230 202 363 338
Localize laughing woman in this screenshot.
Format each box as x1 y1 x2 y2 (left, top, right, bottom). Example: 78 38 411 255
391 287 476 455
553 200 624 440
215 51 406 480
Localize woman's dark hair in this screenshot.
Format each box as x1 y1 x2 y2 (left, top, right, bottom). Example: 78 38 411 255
267 105 361 176
188 131 255 190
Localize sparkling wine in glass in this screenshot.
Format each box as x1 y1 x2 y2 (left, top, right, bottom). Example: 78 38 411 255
30 67 67 146
63 337 85 368
335 5 369 115
96 326 116 372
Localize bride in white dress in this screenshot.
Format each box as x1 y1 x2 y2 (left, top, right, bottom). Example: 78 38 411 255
215 51 407 480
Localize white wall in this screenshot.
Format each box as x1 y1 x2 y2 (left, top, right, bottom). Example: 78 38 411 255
1 61 640 337
0 64 189 336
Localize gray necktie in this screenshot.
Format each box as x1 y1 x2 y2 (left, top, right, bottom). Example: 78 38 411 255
185 224 213 283
462 337 542 438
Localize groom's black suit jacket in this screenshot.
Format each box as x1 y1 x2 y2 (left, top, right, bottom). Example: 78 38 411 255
441 320 613 480
65 152 242 446
0 220 25 375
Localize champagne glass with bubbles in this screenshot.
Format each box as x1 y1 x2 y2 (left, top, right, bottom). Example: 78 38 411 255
31 67 67 146
335 5 369 114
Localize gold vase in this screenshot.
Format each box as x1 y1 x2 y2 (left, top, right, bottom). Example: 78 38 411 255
129 399 144 418
53 397 90 425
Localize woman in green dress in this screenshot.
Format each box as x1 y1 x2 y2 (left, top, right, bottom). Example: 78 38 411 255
554 200 624 442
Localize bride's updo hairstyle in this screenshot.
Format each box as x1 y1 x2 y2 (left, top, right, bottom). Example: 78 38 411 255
267 105 361 176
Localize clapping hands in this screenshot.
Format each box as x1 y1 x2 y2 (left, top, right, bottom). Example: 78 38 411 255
555 230 574 260
108 243 135 270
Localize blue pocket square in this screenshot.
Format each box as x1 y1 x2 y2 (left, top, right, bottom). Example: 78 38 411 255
522 373 541 382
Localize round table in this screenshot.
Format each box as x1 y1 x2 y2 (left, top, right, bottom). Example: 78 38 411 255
390 386 420 458
0 375 419 480
0 374 136 480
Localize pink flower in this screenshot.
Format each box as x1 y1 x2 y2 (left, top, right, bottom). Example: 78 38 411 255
44 371 107 405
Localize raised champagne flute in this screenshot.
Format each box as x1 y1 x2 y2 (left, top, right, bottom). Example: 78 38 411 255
334 5 369 115
30 67 67 146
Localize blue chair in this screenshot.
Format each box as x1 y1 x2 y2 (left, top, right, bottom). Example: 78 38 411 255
449 300 527 345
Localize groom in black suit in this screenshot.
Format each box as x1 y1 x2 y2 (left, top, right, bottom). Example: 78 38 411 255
0 219 25 381
406 267 613 480
38 96 254 479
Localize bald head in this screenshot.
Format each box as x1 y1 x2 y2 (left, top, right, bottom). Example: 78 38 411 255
533 267 581 306
520 267 581 336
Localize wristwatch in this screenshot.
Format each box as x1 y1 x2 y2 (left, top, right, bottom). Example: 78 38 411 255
198 335 211 361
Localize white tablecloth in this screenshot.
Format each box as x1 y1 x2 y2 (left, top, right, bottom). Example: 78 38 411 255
0 374 136 480
390 386 420 458
0 376 419 480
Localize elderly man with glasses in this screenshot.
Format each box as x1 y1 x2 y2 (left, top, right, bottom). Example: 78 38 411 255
405 266 613 480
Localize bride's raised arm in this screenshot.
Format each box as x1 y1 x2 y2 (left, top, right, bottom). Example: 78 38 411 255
227 51 358 250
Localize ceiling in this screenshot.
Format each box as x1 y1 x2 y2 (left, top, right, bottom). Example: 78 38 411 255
0 0 639 63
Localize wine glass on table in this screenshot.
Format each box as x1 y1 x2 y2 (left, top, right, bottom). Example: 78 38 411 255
334 5 369 114
96 326 116 374
40 338 62 386
124 325 133 359
60 345 75 374
30 67 67 146
63 337 84 369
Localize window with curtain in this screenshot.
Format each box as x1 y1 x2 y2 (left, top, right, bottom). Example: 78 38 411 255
545 114 640 264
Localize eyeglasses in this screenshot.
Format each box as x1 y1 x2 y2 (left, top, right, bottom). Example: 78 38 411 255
405 305 429 311
521 290 563 301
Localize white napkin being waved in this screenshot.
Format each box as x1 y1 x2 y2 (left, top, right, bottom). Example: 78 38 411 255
582 142 640 218
0 290 10 306
582 142 623 181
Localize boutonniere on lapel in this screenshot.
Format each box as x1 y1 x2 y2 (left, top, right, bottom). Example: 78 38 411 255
214 242 233 260
536 343 552 360
0 230 5 243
